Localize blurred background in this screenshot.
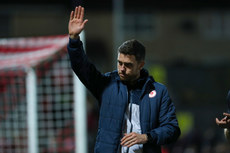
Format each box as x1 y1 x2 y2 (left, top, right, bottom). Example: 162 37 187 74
1 0 230 153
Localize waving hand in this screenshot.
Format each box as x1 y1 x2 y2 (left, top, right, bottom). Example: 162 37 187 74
68 6 88 39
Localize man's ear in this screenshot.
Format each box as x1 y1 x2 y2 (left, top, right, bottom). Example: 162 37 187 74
139 61 145 70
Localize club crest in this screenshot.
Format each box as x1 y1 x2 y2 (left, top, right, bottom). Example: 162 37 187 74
149 90 156 98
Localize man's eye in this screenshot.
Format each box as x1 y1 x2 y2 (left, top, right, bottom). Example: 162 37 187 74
125 63 132 68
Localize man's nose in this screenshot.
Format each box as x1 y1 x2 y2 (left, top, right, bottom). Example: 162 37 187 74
120 64 126 71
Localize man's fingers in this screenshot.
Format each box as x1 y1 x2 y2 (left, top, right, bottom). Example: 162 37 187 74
216 118 220 125
124 139 136 147
121 133 129 142
80 7 85 20
121 134 132 145
73 6 86 21
121 133 139 147
126 141 137 148
74 7 78 18
216 118 224 126
216 118 225 126
82 19 88 26
121 136 136 147
216 120 229 128
77 6 82 19
70 11 74 21
223 113 230 117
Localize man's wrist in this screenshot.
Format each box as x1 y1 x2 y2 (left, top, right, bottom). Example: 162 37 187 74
69 34 79 40
68 36 82 48
146 133 153 143
142 134 148 144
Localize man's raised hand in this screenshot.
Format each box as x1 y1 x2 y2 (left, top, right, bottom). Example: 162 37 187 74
68 6 88 39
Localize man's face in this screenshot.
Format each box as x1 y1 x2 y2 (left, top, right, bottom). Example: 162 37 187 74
117 53 144 82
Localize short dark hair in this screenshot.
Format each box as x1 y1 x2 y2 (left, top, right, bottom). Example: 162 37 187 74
118 39 145 62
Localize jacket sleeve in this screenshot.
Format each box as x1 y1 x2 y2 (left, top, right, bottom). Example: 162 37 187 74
67 38 109 101
148 87 181 145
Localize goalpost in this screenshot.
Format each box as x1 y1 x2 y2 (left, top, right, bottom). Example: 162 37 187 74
26 68 38 153
0 35 88 153
74 31 88 153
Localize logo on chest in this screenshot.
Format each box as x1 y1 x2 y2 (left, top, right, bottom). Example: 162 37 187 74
149 90 156 98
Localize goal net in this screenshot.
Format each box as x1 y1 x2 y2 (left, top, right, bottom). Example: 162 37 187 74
0 35 81 153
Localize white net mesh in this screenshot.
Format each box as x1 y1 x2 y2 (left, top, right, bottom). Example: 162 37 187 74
0 35 78 153
37 53 75 153
0 70 28 153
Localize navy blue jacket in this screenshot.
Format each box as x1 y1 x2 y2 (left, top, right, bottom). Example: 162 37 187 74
227 90 230 113
67 38 180 153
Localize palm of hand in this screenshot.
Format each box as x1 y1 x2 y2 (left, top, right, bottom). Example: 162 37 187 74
68 18 84 36
68 6 88 39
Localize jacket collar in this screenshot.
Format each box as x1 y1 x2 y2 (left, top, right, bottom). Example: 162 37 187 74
113 68 155 98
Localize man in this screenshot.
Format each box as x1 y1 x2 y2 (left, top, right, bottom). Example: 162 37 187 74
216 90 230 142
68 6 180 153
